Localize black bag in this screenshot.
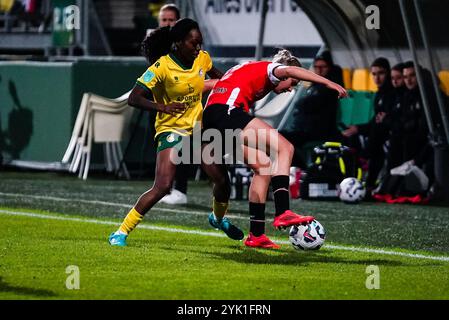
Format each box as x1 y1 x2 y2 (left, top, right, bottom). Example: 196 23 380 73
300 142 362 200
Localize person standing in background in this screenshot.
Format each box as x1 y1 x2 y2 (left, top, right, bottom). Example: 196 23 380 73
157 3 179 28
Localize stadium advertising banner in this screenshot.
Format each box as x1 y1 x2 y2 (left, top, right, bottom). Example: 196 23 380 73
194 0 323 46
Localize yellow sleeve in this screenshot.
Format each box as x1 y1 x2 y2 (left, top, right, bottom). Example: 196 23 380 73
202 50 213 73
136 59 165 91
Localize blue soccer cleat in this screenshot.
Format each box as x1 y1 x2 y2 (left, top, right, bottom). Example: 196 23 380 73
108 232 128 246
208 213 244 240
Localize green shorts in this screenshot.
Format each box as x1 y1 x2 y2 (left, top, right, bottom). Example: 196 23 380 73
156 132 183 153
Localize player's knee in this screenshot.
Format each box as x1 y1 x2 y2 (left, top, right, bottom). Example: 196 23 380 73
251 160 272 175
154 180 172 196
281 140 294 159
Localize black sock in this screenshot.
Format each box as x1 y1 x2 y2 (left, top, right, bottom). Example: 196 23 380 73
271 175 290 216
249 202 266 237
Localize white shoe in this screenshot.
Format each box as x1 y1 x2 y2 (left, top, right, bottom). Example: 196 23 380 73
159 189 188 205
390 160 414 176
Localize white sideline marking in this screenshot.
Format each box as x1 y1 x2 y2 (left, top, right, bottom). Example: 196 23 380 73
0 192 254 221
1 208 449 262
0 209 227 238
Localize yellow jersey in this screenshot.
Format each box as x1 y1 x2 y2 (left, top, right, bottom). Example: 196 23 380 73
136 50 213 137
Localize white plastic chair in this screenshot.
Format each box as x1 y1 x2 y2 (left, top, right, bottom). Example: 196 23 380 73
62 92 90 164
254 90 296 128
62 90 133 180
78 102 134 180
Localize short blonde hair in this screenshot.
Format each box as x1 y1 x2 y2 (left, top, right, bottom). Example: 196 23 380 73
272 49 302 67
160 4 180 20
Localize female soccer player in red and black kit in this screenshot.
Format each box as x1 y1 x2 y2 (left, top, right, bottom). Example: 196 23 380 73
203 50 347 248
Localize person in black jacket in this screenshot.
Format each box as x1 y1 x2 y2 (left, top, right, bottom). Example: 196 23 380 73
373 61 438 200
387 63 407 143
342 58 397 191
280 55 341 167
386 61 433 173
320 50 344 87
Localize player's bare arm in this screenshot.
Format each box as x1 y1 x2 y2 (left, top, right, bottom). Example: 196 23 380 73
203 79 219 92
274 66 348 98
128 85 186 116
203 66 223 92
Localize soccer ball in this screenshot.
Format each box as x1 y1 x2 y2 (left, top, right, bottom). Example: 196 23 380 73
289 220 326 251
338 177 366 203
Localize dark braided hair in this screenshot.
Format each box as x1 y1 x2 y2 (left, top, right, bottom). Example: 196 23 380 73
141 18 200 65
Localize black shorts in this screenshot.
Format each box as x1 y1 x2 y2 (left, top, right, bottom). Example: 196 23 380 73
202 104 254 132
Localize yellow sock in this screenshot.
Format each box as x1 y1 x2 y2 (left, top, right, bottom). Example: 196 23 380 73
119 208 144 235
213 198 229 220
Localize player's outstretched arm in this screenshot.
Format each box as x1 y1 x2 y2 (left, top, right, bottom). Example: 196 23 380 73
274 66 348 98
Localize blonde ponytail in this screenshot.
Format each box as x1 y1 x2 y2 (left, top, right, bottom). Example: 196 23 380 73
272 49 302 67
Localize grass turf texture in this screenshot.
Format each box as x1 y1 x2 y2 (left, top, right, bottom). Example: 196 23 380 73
1 171 449 299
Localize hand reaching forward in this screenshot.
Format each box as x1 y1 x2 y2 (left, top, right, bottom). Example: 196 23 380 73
326 82 348 99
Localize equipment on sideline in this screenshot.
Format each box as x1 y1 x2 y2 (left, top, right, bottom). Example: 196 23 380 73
338 177 366 203
300 142 362 200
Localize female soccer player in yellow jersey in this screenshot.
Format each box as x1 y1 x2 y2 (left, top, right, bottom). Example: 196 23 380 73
109 18 244 246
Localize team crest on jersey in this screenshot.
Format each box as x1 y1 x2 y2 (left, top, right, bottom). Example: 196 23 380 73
167 134 175 143
143 70 155 82
174 76 179 82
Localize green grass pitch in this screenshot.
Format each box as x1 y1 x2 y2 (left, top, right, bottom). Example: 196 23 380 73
1 171 449 300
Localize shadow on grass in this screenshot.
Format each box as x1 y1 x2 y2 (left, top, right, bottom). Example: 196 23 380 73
155 245 407 267
206 249 406 267
0 277 57 298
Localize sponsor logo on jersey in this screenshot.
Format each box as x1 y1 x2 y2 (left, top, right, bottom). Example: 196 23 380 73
212 87 227 94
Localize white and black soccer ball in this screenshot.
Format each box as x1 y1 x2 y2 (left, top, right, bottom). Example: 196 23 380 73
289 220 326 251
338 177 366 203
